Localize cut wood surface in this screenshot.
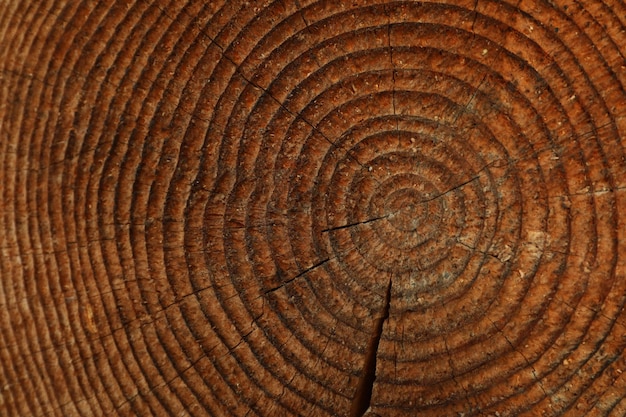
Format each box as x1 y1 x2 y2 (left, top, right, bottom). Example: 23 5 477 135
1 1 626 416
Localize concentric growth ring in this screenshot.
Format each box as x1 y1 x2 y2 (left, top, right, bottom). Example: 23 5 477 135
1 1 626 416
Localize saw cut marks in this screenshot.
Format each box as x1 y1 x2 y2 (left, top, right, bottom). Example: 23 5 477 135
1 0 626 416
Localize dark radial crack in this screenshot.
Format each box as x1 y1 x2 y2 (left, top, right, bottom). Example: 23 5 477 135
264 258 330 294
321 158 501 234
452 73 487 124
419 174 481 203
350 278 392 417
321 215 388 233
418 158 503 203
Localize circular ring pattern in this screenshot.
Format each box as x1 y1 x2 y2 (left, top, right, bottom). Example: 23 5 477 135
1 1 626 416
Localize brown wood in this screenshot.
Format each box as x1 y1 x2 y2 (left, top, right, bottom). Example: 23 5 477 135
1 0 626 416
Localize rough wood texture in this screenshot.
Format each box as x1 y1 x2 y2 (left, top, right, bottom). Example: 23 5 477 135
1 1 626 416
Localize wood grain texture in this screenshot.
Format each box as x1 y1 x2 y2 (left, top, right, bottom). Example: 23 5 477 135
1 0 626 416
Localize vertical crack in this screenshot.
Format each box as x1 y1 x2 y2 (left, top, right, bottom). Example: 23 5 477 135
350 278 392 417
